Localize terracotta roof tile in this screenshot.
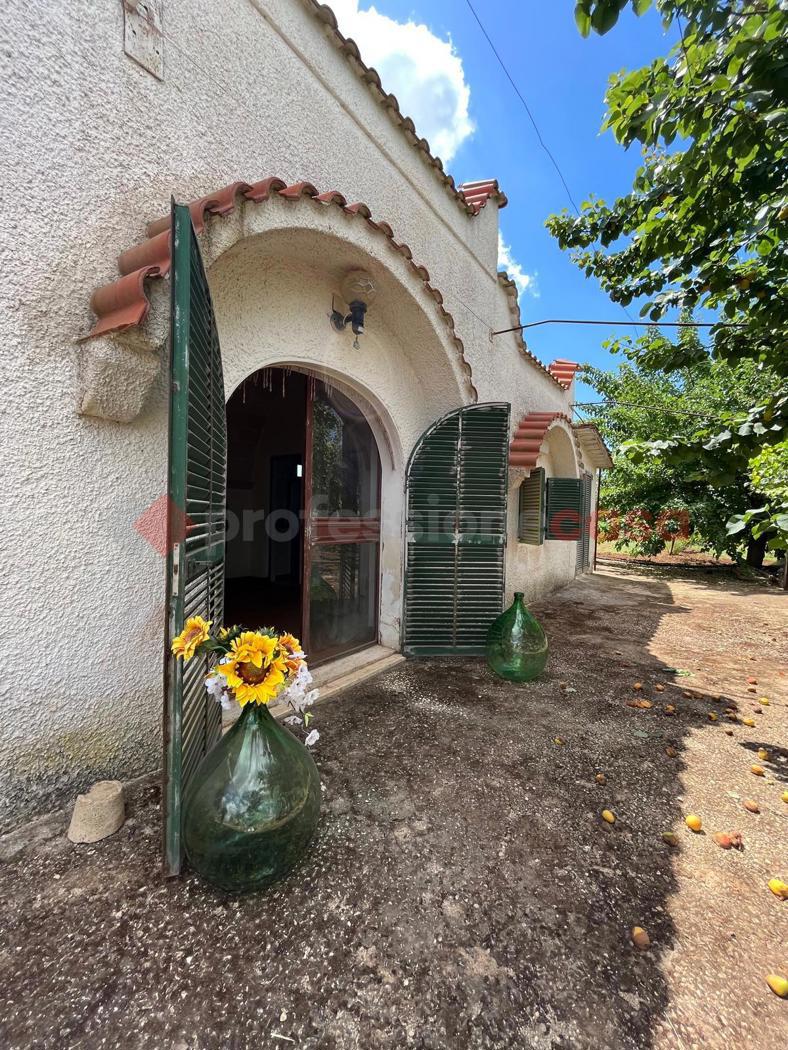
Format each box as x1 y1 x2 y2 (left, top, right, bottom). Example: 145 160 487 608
509 411 573 469
84 177 477 400
458 179 508 215
496 273 567 391
548 359 581 389
302 1 506 218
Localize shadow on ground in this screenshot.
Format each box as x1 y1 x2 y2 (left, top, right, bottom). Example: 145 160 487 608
0 567 785 1049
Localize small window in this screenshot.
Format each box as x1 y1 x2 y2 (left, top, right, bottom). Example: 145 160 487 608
518 468 545 544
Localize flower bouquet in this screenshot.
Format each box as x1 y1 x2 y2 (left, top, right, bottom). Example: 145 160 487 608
170 617 322 892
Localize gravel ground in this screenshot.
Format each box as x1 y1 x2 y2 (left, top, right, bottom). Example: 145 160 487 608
1 565 786 1050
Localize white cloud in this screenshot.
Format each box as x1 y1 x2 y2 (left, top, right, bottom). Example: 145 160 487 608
329 1 474 163
498 231 539 298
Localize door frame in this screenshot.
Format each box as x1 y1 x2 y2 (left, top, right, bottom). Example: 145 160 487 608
299 374 383 665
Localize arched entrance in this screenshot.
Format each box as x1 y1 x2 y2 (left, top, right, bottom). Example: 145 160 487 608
225 366 382 664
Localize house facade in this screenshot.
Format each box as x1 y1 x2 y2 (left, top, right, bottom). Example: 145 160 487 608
0 0 611 833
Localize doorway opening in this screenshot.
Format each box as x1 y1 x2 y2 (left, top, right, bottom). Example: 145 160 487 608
225 367 381 665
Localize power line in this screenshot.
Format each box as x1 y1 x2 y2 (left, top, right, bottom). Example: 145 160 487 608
464 0 581 216
492 318 747 336
574 400 730 421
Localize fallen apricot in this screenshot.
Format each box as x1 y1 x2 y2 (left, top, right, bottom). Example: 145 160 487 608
601 809 616 824
724 728 734 736
655 684 665 692
708 712 718 722
742 717 756 728
633 682 643 691
553 737 565 745
759 697 770 706
746 677 758 685
661 831 680 847
595 773 607 785
685 814 702 833
782 790 788 804
747 685 757 693
665 746 679 758
713 831 743 850
743 799 760 814
751 765 766 777
636 699 653 710
766 974 788 998
767 878 788 900
757 748 770 761
631 926 650 949
664 704 676 715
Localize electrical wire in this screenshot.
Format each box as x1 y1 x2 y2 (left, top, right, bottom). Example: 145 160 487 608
463 0 581 216
573 399 731 421
492 317 747 336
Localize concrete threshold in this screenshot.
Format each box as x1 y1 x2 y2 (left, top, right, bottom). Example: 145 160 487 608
223 644 405 728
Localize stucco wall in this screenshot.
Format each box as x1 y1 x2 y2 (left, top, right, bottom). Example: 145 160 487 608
0 0 581 830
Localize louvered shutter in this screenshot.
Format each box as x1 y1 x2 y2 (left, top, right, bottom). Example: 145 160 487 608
545 477 583 541
518 468 545 544
404 404 510 655
576 473 593 570
163 202 226 876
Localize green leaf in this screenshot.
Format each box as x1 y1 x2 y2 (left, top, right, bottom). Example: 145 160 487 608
632 0 651 14
574 2 592 36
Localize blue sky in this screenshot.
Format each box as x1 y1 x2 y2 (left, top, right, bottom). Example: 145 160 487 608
330 1 681 406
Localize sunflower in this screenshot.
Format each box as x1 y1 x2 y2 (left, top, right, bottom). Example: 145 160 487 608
215 632 289 706
171 616 212 660
278 632 304 674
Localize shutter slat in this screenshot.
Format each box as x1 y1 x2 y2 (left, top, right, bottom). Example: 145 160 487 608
163 202 227 876
404 404 509 655
545 477 583 541
518 468 545 544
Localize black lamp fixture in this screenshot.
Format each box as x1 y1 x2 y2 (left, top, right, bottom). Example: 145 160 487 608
330 269 377 348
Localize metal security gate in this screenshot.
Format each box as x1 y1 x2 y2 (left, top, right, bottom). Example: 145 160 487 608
403 404 510 655
163 201 227 875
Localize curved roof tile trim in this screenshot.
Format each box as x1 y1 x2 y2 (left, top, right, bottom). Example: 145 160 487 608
86 177 478 399
304 1 506 217
458 180 508 215
509 411 574 469
496 273 566 391
549 359 580 389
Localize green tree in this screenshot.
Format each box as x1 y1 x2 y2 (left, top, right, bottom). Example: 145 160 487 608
547 0 788 546
582 356 783 562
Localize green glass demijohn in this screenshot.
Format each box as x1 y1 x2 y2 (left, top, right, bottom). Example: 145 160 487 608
486 591 548 682
182 702 321 893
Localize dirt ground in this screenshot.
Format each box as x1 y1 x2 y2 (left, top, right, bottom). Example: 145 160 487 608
1 565 786 1050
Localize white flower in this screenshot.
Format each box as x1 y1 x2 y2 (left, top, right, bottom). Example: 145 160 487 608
304 729 320 748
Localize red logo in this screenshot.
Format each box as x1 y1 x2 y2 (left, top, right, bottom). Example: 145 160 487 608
134 495 194 556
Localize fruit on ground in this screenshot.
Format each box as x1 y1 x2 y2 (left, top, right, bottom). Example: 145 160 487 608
766 974 788 998
631 927 650 949
685 814 702 833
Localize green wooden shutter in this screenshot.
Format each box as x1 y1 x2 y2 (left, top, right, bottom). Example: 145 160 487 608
518 468 545 544
576 473 593 570
545 477 583 541
404 403 510 655
163 201 227 876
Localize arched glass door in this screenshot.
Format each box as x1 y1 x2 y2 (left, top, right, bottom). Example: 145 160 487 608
224 370 381 667
304 377 381 662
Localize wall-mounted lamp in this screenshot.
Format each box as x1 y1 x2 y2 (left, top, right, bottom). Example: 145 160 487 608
330 269 377 348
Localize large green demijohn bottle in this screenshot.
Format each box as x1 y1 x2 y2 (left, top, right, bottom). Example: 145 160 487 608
486 591 548 682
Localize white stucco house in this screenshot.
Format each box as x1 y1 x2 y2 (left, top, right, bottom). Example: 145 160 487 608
0 0 611 837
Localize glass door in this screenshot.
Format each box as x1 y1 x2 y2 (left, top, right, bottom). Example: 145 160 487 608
303 378 381 664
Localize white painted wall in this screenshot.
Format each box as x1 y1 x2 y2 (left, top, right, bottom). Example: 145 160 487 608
0 0 580 829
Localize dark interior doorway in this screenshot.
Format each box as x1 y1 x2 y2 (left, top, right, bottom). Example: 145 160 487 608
225 369 306 638
225 367 382 665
